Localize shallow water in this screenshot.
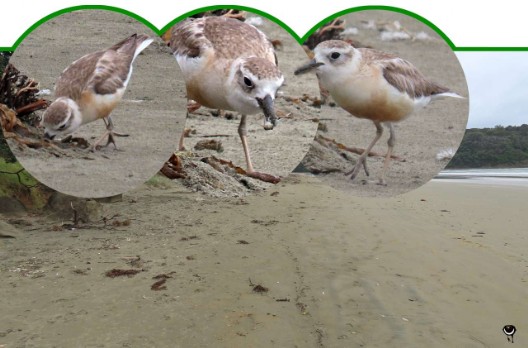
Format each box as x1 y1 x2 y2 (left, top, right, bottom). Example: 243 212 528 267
435 167 528 186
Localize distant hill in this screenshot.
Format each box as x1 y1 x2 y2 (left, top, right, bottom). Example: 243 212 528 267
447 124 528 169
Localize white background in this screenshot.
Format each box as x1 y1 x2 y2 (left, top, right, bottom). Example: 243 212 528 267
0 1 522 47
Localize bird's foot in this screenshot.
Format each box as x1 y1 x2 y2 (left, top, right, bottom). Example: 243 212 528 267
345 156 370 180
247 171 281 184
345 161 367 179
344 167 357 178
361 157 369 176
376 178 387 186
91 130 129 151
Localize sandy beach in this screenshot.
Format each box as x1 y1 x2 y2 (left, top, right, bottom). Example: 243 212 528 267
1 7 523 348
1 174 527 347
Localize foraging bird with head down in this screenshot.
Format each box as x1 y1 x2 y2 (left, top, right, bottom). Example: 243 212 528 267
41 33 153 150
168 16 284 183
295 39 462 185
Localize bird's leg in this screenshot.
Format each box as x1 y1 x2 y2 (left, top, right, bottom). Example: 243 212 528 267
238 114 280 184
104 116 129 148
378 122 395 186
238 114 255 173
345 121 383 180
179 100 202 151
178 130 186 151
91 116 129 151
178 111 189 151
361 156 369 177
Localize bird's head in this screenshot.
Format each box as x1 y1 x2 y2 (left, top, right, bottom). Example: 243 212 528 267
41 97 82 140
295 40 359 80
227 57 284 130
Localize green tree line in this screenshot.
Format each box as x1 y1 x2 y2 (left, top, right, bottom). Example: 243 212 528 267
447 124 528 168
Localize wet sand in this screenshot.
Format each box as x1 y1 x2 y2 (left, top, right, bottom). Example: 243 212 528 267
1 176 527 347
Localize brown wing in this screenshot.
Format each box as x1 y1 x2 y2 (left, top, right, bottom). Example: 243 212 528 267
88 49 131 95
361 49 450 98
55 34 141 99
170 16 275 63
382 59 449 98
54 52 103 100
89 34 142 95
169 18 207 58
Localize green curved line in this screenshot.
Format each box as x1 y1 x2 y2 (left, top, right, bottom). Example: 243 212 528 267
1 4 528 52
301 5 456 49
6 5 158 51
159 4 302 42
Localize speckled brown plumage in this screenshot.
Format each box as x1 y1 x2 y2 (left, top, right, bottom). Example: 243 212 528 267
380 55 450 99
55 34 150 100
169 17 275 63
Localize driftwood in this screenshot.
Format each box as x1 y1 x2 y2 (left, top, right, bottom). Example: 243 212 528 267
0 64 49 120
191 9 245 21
160 153 186 179
160 152 281 184
0 64 50 152
303 18 347 51
15 99 49 116
317 135 405 161
0 104 33 137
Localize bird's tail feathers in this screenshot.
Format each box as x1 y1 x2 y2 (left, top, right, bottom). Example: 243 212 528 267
433 91 465 100
132 36 154 61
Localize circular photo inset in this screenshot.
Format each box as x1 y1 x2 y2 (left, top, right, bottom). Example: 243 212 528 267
294 10 469 197
160 9 318 197
3 10 186 198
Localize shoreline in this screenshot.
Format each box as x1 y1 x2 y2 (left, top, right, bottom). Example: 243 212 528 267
435 167 528 186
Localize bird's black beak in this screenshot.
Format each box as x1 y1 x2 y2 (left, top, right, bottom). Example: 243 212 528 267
256 94 276 131
44 132 55 140
294 59 325 75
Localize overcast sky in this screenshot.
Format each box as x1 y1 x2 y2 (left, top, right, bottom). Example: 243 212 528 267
456 52 528 129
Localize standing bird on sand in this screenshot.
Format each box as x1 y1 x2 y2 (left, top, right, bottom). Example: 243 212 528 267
41 34 153 150
168 16 284 183
295 40 462 185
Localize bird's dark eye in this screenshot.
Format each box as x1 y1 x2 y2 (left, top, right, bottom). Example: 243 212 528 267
330 52 341 60
243 76 253 88
58 124 66 130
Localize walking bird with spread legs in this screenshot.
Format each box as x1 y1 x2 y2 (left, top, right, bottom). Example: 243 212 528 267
295 39 462 185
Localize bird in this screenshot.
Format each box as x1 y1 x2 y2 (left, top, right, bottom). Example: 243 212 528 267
168 16 284 183
503 325 516 343
40 33 154 150
294 39 462 185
